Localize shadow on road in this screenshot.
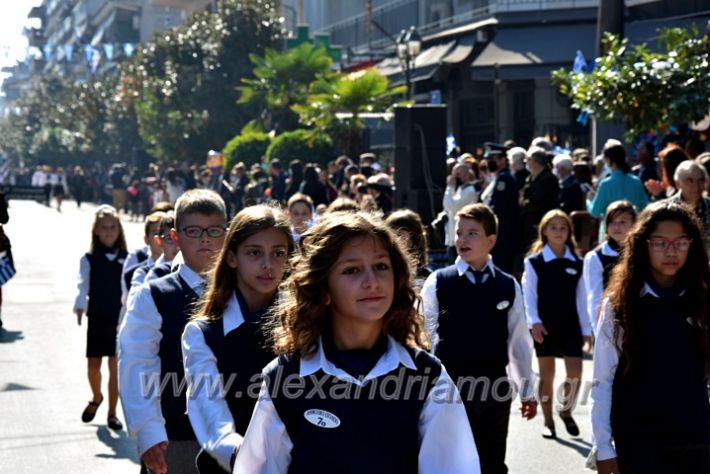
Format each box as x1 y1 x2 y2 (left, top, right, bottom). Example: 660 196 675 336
0 328 24 343
95 425 140 464
553 436 592 458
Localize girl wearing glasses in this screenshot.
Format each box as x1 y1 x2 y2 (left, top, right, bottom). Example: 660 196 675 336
583 201 637 334
591 201 710 474
181 205 294 472
522 209 592 440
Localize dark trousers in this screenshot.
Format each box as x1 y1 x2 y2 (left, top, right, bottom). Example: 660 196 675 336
616 438 710 474
464 399 512 474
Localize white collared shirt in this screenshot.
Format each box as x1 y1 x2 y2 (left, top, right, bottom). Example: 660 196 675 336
117 263 205 456
591 283 659 461
73 249 124 312
420 256 536 400
182 292 246 471
234 336 480 474
522 244 591 336
583 241 619 334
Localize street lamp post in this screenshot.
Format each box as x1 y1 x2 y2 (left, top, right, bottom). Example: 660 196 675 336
397 26 422 100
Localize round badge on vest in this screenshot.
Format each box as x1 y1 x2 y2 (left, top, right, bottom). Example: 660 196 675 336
565 267 578 275
304 409 340 428
496 300 510 310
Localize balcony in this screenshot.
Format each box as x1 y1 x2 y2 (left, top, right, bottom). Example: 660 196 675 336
149 0 213 13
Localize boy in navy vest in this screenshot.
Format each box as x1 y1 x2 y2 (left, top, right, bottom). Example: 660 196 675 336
421 203 537 474
118 189 227 474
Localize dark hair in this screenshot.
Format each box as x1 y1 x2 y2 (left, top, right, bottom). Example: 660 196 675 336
607 201 710 374
270 211 427 356
174 189 227 230
685 137 706 159
573 162 593 185
456 203 498 236
385 209 429 268
659 144 690 189
157 212 175 237
603 143 630 173
604 200 637 231
194 205 294 322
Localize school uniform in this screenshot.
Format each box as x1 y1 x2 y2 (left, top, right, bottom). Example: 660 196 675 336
118 264 204 474
421 256 535 474
145 255 173 282
73 243 127 357
234 336 480 474
591 284 710 473
582 241 620 334
182 289 277 472
522 244 591 358
121 246 150 306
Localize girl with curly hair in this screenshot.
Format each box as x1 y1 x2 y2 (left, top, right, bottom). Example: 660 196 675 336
235 211 480 473
591 201 710 474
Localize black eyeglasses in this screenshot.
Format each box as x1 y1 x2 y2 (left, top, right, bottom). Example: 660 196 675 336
180 226 226 239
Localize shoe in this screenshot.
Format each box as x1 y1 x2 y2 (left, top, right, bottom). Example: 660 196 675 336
107 415 123 431
81 395 103 423
542 424 557 439
560 414 580 436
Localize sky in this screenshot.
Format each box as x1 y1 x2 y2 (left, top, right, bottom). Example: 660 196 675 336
0 0 44 88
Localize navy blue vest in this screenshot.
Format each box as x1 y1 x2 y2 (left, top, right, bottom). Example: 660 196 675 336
86 249 126 324
594 246 619 288
265 347 442 474
529 251 583 336
196 316 275 435
149 272 199 440
150 262 172 280
611 291 710 445
123 247 150 289
434 264 515 382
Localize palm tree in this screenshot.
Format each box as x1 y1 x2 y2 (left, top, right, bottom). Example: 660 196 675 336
237 43 335 134
294 69 406 158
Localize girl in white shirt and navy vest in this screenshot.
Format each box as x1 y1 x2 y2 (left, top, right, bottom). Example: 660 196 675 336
235 211 480 474
182 205 294 473
522 209 591 440
583 200 636 334
591 201 710 474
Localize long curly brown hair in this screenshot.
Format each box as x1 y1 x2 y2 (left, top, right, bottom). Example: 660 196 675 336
270 211 428 357
606 201 710 374
192 204 294 322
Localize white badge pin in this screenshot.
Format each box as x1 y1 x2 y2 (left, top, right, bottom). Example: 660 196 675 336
496 300 510 310
565 267 578 275
304 409 340 429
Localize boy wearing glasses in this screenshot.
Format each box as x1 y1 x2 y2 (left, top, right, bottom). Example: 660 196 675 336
119 189 227 474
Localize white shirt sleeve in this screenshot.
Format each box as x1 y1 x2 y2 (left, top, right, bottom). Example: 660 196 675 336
506 281 536 400
576 273 591 337
117 284 168 456
233 381 293 474
73 255 90 312
583 251 604 335
183 322 242 472
419 272 440 352
590 300 620 462
521 257 542 327
418 367 481 474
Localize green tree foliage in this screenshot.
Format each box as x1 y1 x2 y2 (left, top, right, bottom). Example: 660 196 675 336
294 69 405 158
237 42 335 133
265 128 333 166
223 131 271 170
552 27 710 141
119 0 283 163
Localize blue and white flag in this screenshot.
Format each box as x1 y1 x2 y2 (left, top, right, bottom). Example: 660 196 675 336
572 50 587 73
123 43 136 58
64 44 74 61
446 133 457 156
42 44 53 61
84 44 94 63
103 44 114 61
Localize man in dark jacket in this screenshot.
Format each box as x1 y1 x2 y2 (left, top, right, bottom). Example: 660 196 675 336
519 147 560 253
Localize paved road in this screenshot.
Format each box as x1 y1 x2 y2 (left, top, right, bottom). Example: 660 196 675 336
0 200 594 473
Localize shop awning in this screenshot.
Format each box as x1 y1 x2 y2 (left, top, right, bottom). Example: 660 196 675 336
471 23 596 80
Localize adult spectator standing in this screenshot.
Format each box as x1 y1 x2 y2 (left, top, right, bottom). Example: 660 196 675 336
588 140 649 239
164 167 186 205
269 159 288 204
70 166 89 208
508 147 530 193
443 162 478 262
553 154 585 215
284 159 303 201
667 160 710 244
519 147 559 253
298 163 328 207
110 164 128 213
632 140 659 193
481 148 519 272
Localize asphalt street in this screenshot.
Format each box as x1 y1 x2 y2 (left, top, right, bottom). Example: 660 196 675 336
0 200 593 473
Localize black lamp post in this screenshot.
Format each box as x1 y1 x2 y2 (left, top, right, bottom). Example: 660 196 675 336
396 26 422 100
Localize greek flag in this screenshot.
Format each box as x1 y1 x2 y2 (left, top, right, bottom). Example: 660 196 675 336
0 255 16 287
